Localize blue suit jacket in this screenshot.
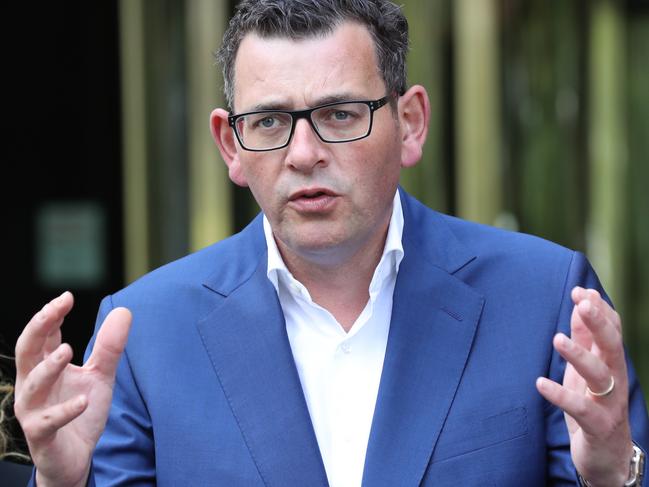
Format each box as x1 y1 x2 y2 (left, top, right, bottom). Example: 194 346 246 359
41 191 648 486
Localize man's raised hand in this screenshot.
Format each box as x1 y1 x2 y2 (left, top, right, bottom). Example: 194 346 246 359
14 292 131 487
536 287 633 487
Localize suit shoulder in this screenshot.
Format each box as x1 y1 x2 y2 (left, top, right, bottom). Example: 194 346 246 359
401 190 572 260
114 216 265 301
440 212 574 260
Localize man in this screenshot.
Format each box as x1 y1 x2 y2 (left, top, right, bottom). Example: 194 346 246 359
13 1 648 485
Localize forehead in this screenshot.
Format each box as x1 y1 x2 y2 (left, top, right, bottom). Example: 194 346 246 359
232 22 385 112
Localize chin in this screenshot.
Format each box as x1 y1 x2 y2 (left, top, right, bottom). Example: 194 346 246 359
281 230 350 260
292 235 345 254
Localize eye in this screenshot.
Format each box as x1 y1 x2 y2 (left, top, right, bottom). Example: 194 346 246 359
320 108 357 123
333 110 350 121
257 116 277 128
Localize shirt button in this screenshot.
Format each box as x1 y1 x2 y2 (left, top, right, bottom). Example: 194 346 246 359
340 342 351 354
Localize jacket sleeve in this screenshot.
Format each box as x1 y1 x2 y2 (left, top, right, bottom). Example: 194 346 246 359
84 295 156 486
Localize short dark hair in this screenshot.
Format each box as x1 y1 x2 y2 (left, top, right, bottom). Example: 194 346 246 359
216 0 410 110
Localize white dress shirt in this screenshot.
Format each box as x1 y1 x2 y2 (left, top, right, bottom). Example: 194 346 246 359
264 191 404 487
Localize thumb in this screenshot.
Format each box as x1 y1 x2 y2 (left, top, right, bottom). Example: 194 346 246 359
85 307 132 379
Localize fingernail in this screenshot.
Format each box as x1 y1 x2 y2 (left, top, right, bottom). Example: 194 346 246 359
76 395 87 409
560 334 572 350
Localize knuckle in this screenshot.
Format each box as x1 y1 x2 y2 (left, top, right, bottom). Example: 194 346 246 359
571 343 584 360
46 349 63 368
19 417 38 440
64 399 80 417
554 384 569 403
39 411 55 430
587 289 601 300
26 379 39 396
574 400 590 418
606 333 623 357
594 370 610 385
41 304 51 319
14 335 27 358
611 310 622 330
13 379 24 398
13 399 26 419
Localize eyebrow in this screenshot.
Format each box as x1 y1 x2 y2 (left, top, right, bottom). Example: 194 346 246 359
247 92 368 112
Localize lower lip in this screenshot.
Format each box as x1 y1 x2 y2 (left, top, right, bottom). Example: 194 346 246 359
288 194 338 213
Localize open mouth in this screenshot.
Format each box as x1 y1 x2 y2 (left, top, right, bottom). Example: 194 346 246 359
289 188 337 201
301 191 327 199
288 188 338 212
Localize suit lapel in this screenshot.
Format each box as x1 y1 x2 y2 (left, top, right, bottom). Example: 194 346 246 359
362 192 485 487
195 193 484 487
197 238 328 487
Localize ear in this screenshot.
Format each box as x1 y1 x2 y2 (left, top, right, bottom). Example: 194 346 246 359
210 108 249 187
397 85 430 168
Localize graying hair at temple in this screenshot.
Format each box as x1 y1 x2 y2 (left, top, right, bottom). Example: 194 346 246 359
216 0 410 111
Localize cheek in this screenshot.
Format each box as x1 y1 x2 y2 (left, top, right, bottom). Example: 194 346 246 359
349 151 401 219
352 145 401 193
344 165 398 225
239 155 282 204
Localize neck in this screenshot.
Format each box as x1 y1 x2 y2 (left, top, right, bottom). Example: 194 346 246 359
278 223 389 332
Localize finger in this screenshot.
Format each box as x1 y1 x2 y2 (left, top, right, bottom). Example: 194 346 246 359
15 292 74 377
576 297 624 368
573 287 622 334
16 343 74 408
561 357 587 393
553 333 612 396
573 287 622 339
569 288 593 351
571 285 596 303
85 307 132 380
43 328 62 358
20 395 88 443
536 377 605 436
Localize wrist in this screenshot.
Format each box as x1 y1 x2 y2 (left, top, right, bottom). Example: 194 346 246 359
578 442 645 487
35 465 90 487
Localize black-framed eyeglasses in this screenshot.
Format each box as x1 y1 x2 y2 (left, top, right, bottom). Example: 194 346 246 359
228 96 390 152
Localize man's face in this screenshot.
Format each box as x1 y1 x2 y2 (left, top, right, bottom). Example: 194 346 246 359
230 22 405 266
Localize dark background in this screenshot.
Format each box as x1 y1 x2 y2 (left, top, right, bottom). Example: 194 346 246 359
2 2 123 369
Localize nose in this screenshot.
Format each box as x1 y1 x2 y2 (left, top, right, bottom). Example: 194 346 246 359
284 118 328 172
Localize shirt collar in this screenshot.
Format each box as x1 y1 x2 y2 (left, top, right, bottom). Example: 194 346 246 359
264 190 404 294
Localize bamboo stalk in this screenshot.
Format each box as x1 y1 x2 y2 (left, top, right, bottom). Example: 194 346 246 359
186 0 232 252
454 0 503 224
119 0 149 283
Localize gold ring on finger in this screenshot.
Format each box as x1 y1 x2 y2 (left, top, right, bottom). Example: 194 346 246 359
586 376 615 397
